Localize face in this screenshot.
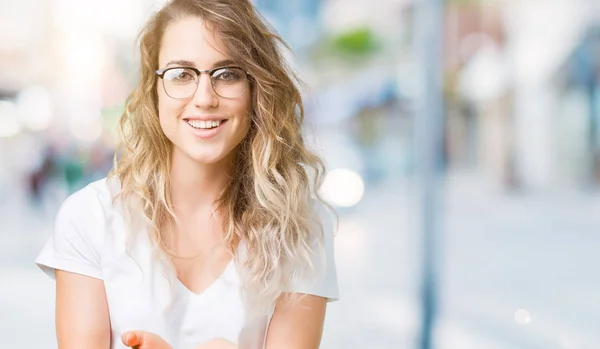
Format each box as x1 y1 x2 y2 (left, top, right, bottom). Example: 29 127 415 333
157 16 251 166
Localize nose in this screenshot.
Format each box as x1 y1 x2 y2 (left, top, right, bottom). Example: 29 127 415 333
192 73 217 108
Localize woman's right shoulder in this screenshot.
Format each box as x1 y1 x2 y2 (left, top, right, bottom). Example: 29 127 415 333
58 177 121 219
37 178 124 279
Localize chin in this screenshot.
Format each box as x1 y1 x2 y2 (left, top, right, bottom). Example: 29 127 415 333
186 151 225 165
180 144 230 165
170 135 242 167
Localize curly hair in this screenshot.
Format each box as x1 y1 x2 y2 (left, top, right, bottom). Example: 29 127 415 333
110 0 330 316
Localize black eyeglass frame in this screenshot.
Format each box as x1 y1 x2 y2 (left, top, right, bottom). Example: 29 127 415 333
155 66 251 99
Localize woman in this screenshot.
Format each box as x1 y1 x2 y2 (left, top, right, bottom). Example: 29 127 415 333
35 1 338 348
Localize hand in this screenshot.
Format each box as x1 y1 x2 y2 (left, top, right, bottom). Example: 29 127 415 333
121 330 173 349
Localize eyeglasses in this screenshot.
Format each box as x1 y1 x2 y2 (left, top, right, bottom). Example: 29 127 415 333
155 66 249 99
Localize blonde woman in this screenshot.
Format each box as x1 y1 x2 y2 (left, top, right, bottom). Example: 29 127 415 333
35 1 338 348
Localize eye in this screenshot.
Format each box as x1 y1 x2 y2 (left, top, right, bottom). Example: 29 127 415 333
164 68 196 82
212 68 244 82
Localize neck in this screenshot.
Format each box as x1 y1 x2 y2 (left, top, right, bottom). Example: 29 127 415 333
169 150 234 213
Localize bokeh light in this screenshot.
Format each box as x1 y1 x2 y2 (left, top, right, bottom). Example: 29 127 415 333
320 168 365 207
514 308 533 325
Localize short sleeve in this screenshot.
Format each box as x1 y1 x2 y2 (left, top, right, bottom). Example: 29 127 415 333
285 202 339 302
35 185 105 280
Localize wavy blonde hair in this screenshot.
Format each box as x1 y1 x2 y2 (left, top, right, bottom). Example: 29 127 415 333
110 0 330 315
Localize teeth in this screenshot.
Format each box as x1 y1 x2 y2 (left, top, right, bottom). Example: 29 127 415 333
186 120 222 129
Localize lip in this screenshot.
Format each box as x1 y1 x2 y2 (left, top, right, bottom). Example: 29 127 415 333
183 115 229 122
183 118 228 139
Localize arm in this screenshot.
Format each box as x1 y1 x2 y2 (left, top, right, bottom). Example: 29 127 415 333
56 270 111 349
264 293 328 349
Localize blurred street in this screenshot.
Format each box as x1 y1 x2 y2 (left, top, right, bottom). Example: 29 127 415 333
2 0 600 348
2 172 599 349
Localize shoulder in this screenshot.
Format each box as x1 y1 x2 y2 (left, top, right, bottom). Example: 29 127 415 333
284 198 340 300
60 177 116 209
36 178 121 279
56 177 120 230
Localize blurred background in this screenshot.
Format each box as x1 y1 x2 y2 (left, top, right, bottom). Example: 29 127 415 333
1 0 600 348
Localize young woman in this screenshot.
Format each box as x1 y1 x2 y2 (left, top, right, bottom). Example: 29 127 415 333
35 1 338 348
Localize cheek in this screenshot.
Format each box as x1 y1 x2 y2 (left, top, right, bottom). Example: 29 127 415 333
237 99 252 136
157 100 170 133
237 117 251 140
157 91 183 125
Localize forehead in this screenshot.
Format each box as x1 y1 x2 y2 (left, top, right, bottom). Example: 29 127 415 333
159 16 230 67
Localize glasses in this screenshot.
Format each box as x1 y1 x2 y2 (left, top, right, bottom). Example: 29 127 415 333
155 66 249 99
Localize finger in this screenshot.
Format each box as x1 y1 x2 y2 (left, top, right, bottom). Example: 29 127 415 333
121 331 142 347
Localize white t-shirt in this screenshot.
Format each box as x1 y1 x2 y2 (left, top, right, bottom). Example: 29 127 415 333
35 178 338 349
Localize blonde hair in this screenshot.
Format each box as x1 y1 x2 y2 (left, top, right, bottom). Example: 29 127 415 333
110 0 330 315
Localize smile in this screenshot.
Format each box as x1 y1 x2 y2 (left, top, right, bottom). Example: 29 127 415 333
185 119 225 129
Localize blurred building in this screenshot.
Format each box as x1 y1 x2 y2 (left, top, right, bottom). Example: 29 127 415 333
254 0 321 50
556 25 600 187
443 0 600 191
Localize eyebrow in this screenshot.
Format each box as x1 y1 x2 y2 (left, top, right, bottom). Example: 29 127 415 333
165 59 236 69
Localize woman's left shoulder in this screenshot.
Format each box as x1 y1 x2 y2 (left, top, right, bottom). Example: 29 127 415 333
285 199 339 301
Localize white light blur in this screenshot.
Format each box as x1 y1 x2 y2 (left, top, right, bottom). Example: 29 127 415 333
54 0 106 92
16 86 54 131
64 38 106 88
514 308 532 325
459 44 509 102
70 117 103 143
506 1 590 85
320 168 365 207
54 0 146 41
0 101 22 138
97 0 144 40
